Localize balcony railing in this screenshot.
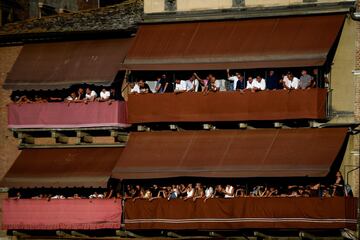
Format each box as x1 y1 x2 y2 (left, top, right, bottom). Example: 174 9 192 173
8 101 129 129
127 89 327 124
2 199 121 230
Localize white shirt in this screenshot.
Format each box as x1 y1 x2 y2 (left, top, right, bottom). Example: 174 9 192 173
186 188 194 198
246 80 254 89
186 79 199 92
252 78 266 90
174 80 187 91
228 76 238 91
85 90 97 100
224 185 234 198
284 77 300 89
130 84 140 94
205 187 214 198
100 90 111 100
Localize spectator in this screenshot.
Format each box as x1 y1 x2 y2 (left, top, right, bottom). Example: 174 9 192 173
227 69 240 91
155 74 173 93
138 80 152 94
266 70 279 90
183 184 195 201
299 70 314 89
109 87 122 101
97 88 111 101
129 82 140 94
332 171 345 197
65 92 78 103
252 75 266 91
245 76 254 91
235 74 246 91
174 79 187 93
84 87 97 101
77 87 85 100
186 74 200 92
193 183 205 201
204 185 214 201
224 184 235 198
214 185 225 198
206 76 220 93
283 73 299 90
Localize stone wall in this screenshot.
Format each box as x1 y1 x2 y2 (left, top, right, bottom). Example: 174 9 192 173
0 46 22 180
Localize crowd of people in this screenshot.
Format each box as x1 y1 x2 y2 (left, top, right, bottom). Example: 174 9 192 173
129 69 328 94
11 85 122 104
9 172 353 201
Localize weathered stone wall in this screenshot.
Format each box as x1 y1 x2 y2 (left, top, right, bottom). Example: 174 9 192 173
0 46 22 179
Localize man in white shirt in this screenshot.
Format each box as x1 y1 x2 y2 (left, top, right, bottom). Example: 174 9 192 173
246 76 254 91
84 87 97 101
129 82 140 94
174 79 187 93
252 75 266 91
97 88 111 101
227 69 241 91
186 75 199 92
283 73 299 90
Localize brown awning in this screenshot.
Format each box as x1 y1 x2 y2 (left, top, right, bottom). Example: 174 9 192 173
112 128 347 179
4 38 133 90
1 147 123 188
124 14 344 70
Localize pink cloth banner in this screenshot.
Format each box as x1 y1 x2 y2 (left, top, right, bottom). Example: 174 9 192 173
8 101 129 129
2 199 122 230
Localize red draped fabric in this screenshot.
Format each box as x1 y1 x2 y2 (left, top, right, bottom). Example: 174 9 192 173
124 197 357 230
2 199 122 230
8 101 129 129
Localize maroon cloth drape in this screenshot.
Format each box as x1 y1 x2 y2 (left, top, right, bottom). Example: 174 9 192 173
2 199 122 230
124 197 357 230
8 101 129 129
127 89 327 123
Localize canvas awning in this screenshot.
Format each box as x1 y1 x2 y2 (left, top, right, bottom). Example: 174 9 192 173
112 128 348 179
124 14 344 70
3 38 133 90
1 148 123 188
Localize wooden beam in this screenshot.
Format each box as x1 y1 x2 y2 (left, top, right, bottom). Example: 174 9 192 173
23 137 56 145
58 136 81 144
83 136 115 144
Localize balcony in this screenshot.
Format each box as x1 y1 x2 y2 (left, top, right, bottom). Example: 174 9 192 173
3 199 121 230
127 89 327 124
8 101 129 129
7 101 129 147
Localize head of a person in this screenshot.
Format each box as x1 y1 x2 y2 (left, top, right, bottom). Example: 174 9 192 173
301 70 307 76
161 74 167 79
188 183 193 188
210 76 216 83
85 87 91 94
256 75 262 82
78 87 84 94
101 88 107 93
236 72 241 78
313 68 318 75
175 79 181 84
288 73 294 80
207 74 213 80
138 80 145 87
248 76 253 83
336 171 342 178
269 70 274 76
70 92 77 99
